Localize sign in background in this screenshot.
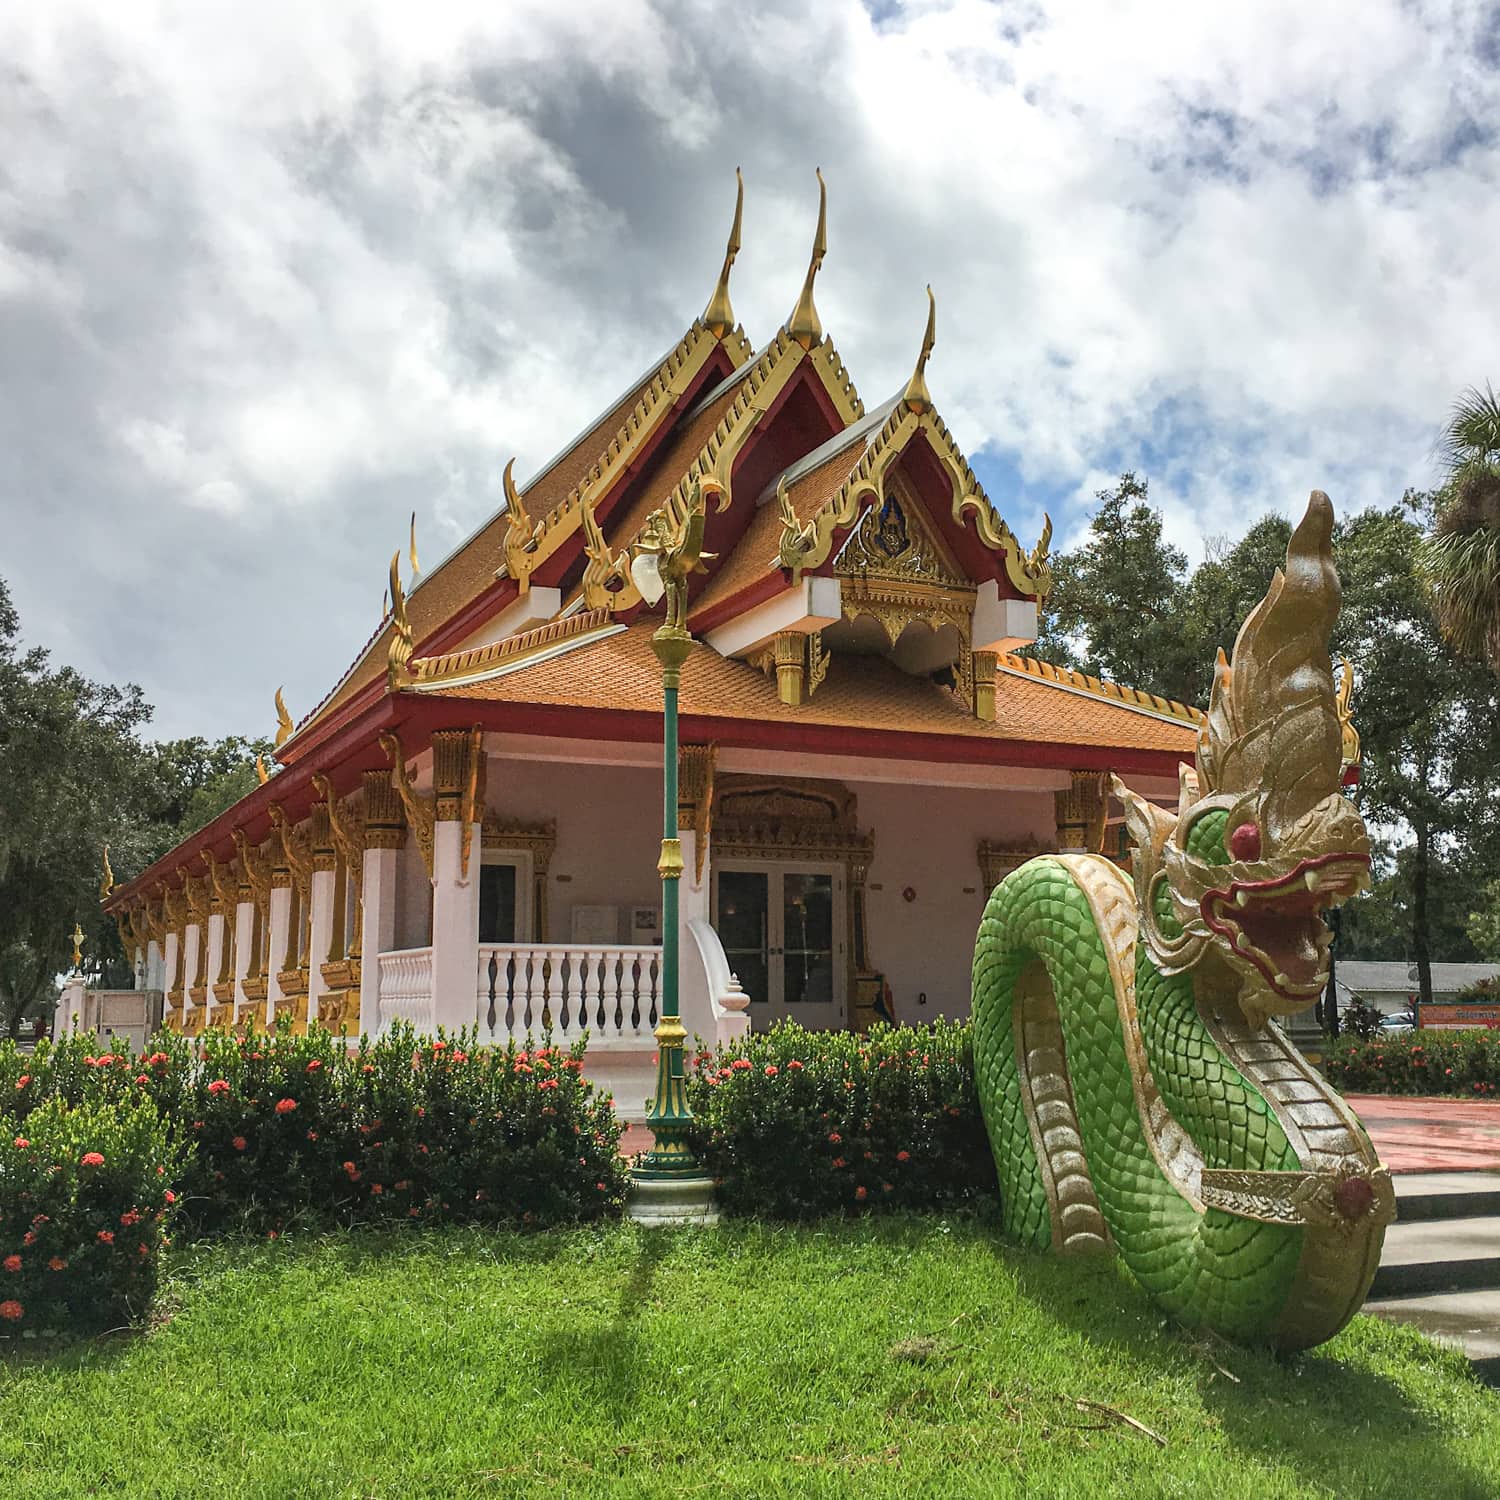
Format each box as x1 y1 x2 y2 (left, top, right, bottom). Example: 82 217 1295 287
1418 1004 1500 1031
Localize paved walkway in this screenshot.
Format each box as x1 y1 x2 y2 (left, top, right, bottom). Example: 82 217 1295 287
621 1097 1500 1173
1347 1095 1500 1174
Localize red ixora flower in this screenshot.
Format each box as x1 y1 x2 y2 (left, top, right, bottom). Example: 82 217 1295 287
896 1150 911 1163
232 1136 248 1152
22 1232 36 1247
120 1210 140 1227
538 1078 559 1091
3 1255 21 1273
731 1058 752 1072
135 1074 149 1085
0 1300 22 1321
306 1059 323 1072
854 1186 868 1201
16 1075 31 1089
164 1190 177 1204
764 1065 779 1077
274 1098 298 1115
12 1138 28 1150
371 1183 383 1195
787 1059 804 1071
96 1230 114 1246
147 1052 169 1067
832 1157 848 1169
828 1132 842 1144
207 1079 230 1095
47 1257 67 1272
80 1151 105 1168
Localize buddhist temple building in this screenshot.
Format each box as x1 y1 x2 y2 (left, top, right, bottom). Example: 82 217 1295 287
100 174 1199 1114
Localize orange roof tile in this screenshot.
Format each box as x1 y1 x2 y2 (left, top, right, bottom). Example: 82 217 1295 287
431 623 1197 756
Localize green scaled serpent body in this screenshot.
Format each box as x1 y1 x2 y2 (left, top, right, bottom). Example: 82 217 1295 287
972 494 1394 1351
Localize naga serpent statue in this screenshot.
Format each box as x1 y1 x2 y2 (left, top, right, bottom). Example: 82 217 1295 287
972 491 1395 1350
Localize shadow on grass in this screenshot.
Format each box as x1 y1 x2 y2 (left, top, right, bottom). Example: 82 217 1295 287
530 1229 672 1420
1000 1237 1498 1500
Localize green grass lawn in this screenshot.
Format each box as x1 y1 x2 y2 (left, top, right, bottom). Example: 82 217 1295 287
2 1219 1497 1499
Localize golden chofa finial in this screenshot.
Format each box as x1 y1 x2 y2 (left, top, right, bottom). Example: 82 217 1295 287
901 285 936 414
702 168 743 339
274 687 294 748
409 511 420 576
786 169 828 350
99 843 114 901
387 550 414 688
255 755 270 786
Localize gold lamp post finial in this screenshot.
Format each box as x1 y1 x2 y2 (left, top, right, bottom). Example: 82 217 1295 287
702 167 744 339
786 168 828 350
901 285 937 413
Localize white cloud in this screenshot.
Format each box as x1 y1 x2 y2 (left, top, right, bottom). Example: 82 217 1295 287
0 0 1496 735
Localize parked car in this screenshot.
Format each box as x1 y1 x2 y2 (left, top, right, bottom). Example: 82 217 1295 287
1380 1012 1416 1034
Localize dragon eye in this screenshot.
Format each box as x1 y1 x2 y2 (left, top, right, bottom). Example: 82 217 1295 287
1229 822 1261 861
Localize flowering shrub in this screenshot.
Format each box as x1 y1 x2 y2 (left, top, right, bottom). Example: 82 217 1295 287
0 1024 627 1248
1324 1029 1500 1097
685 1020 998 1220
0 1095 182 1335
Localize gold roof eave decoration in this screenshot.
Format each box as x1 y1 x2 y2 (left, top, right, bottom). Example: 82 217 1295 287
772 393 1051 602
387 550 415 690
702 168 744 340
492 320 753 594
273 687 295 748
900 286 936 415
994 651 1204 729
786 169 828 351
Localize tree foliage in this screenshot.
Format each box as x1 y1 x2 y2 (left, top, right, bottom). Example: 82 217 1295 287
1033 479 1500 994
1419 382 1500 667
0 578 268 1035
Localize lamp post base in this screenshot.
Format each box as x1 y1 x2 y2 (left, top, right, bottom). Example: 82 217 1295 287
625 1174 720 1227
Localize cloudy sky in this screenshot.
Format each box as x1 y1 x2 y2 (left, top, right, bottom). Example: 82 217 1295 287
3 0 1497 740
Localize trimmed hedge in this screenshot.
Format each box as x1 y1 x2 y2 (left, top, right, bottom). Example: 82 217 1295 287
685 1020 998 1220
1323 1029 1500 1098
0 1024 627 1335
0 1095 182 1335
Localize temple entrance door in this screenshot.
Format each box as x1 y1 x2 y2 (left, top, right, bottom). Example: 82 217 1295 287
713 860 846 1029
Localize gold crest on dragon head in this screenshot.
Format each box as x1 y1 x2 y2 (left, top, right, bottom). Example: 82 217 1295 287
1113 491 1371 1027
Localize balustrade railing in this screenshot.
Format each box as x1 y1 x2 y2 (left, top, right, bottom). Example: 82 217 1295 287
377 947 434 1033
476 944 661 1047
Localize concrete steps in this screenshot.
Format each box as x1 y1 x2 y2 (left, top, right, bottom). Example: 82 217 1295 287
1365 1171 1500 1384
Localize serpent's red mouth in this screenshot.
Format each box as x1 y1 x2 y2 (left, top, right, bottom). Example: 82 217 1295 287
1201 853 1371 1001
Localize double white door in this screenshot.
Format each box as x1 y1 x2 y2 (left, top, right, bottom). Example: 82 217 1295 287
713 860 846 1029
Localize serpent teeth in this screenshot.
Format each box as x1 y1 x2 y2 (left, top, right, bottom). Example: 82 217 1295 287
1304 869 1322 892
1234 890 1251 907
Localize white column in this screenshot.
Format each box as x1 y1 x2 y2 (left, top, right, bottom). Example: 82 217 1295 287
163 931 180 1009
182 924 202 1016
233 901 254 1007
429 819 480 1034
266 885 292 1026
307 866 336 1023
677 831 714 1046
206 914 225 1002
360 845 399 1036
146 938 163 992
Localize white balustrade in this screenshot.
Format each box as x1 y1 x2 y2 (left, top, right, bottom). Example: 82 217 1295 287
475 944 662 1048
377 947 435 1032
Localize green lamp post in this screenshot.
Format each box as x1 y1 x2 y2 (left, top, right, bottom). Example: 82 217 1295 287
626 481 719 1224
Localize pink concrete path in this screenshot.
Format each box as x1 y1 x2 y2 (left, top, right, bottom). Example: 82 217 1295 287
619 1098 1500 1174
1348 1094 1500 1174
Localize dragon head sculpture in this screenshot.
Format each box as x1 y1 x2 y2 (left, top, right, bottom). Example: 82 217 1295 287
1113 491 1371 1027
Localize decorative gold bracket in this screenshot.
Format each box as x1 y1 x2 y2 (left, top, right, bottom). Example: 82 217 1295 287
380 730 436 878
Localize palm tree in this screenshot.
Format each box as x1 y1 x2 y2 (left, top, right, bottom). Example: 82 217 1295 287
1420 383 1500 668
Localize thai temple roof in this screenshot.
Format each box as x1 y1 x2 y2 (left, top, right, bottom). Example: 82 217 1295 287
108 172 1198 909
